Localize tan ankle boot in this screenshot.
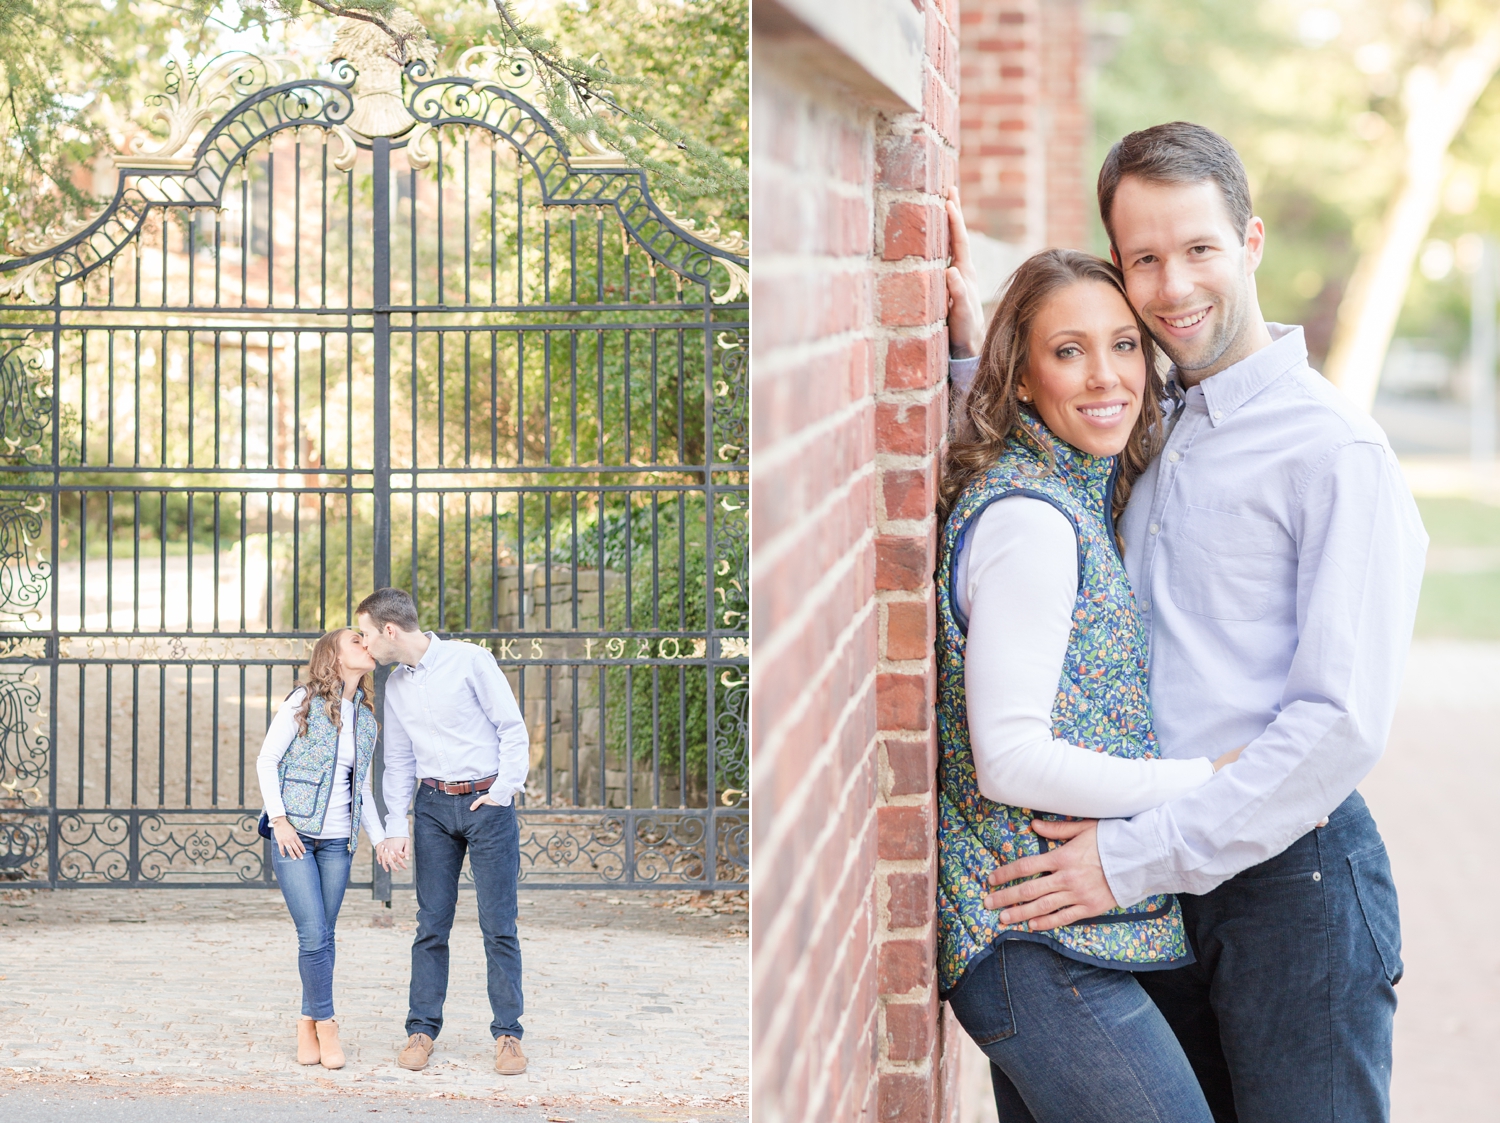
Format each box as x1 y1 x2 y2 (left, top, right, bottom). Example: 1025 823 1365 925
315 1019 345 1070
297 1017 320 1065
297 1013 321 1061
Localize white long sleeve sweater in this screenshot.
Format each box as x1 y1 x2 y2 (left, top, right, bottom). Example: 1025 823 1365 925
956 496 1214 817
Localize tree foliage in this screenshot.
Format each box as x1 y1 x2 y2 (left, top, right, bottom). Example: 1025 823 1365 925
0 1 213 238
2 0 746 255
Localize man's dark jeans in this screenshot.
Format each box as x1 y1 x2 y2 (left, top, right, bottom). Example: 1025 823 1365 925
1137 791 1402 1123
407 784 524 1041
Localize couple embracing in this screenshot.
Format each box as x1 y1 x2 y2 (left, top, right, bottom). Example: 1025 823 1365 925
939 123 1427 1121
254 587 531 1076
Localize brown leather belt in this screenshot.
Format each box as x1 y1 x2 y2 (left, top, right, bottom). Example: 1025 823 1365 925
421 775 497 796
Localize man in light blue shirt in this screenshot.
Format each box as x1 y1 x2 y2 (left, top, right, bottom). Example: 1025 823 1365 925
955 124 1427 1121
360 587 532 1077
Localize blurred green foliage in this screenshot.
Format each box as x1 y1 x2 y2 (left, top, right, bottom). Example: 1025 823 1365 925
1414 497 1500 639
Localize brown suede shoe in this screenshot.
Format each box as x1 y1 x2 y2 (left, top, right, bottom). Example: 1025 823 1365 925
296 1017 320 1065
494 1035 527 1075
397 1032 434 1071
315 1019 345 1070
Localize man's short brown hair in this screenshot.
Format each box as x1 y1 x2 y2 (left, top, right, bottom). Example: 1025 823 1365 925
356 587 420 633
1097 122 1253 248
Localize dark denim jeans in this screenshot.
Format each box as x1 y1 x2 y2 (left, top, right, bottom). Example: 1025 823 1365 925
271 834 353 1020
948 938 1214 1123
1137 791 1402 1123
407 784 524 1041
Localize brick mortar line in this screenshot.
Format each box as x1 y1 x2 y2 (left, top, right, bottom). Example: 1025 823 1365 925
875 516 936 537
874 450 939 470
874 387 948 408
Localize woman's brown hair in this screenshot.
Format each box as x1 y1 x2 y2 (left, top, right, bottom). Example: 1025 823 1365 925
292 628 376 737
939 248 1164 527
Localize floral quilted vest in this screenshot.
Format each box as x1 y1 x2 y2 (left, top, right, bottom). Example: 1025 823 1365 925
936 411 1191 995
276 687 377 851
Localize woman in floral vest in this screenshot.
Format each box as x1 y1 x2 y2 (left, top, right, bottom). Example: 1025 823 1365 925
938 248 1241 1121
256 628 385 1070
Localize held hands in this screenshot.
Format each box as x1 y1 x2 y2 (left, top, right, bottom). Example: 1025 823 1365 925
271 816 305 860
945 187 986 361
373 793 508 872
982 819 1118 931
375 836 409 872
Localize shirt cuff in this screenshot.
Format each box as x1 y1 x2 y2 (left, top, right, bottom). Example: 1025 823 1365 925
950 355 980 397
1096 812 1170 909
383 816 410 839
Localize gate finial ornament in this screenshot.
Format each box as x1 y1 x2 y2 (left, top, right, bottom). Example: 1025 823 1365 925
330 7 438 137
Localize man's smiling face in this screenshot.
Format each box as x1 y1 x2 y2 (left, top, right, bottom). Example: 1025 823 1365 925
1109 176 1265 381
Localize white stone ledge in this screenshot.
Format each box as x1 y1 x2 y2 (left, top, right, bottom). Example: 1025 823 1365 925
754 0 925 112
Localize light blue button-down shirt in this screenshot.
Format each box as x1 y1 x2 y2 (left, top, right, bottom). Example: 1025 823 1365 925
1098 325 1428 905
380 633 532 838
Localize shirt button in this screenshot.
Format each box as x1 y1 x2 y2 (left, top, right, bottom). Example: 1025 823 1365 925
1149 523 1160 535
1141 600 1152 611
1213 410 1224 420
1167 451 1180 462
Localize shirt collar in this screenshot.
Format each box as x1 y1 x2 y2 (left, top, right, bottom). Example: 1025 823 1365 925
402 632 442 675
1169 323 1306 427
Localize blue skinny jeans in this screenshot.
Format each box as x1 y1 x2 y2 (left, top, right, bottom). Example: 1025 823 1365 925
271 833 352 1020
947 938 1214 1123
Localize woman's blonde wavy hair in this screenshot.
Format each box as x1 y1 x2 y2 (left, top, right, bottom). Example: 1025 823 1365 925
939 248 1164 527
293 628 376 737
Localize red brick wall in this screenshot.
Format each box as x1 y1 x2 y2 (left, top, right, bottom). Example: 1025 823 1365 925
751 53 883 1118
751 2 963 1120
957 0 1088 252
872 1 962 1118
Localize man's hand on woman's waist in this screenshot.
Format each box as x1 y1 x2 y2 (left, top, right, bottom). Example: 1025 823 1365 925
981 819 1118 931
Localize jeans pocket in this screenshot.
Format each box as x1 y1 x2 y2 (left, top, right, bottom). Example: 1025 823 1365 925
1349 844 1403 985
946 945 1016 1047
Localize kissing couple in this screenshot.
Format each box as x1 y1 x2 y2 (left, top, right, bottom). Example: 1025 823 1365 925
937 122 1427 1122
255 587 531 1076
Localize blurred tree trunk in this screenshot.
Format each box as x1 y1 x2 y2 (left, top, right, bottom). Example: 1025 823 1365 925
1326 16 1500 411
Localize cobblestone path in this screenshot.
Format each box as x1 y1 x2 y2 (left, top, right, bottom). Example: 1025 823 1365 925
0 887 747 1119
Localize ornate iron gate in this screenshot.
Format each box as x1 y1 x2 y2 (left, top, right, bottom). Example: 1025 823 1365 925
0 26 747 891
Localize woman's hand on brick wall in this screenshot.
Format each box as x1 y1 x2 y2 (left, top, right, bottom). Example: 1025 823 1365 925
946 186 986 360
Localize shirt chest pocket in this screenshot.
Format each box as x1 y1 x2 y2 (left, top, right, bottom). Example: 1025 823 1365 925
1166 504 1285 622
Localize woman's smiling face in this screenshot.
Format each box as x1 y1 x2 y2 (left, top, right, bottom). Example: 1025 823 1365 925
1018 280 1148 458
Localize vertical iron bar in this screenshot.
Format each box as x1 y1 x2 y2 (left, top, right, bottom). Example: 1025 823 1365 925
372 136 393 903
